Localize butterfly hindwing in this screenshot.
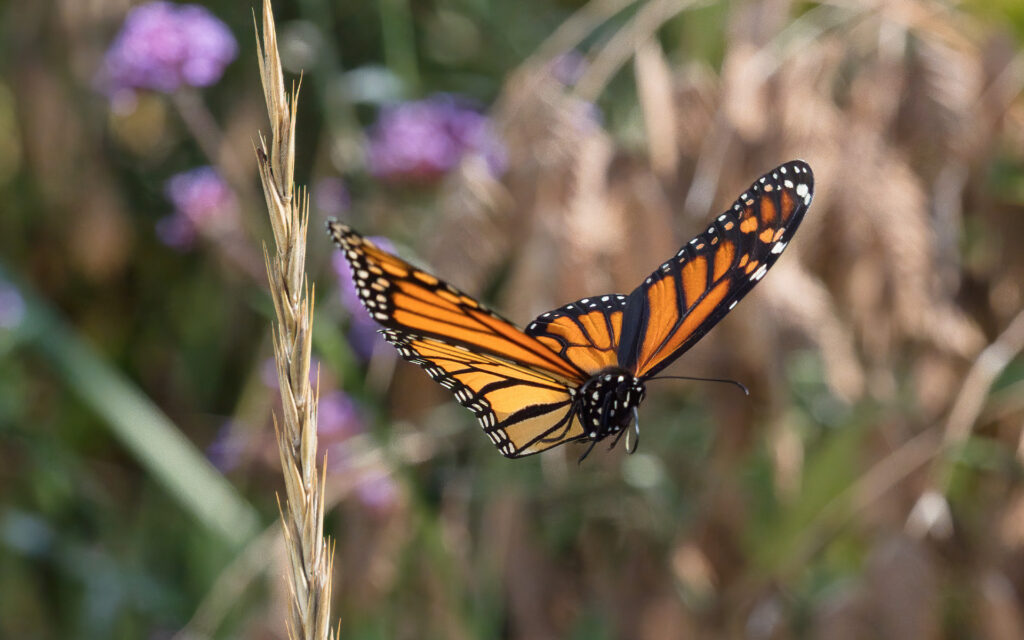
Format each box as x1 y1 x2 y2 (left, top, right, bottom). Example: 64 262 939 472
380 329 586 457
618 160 814 378
525 294 630 375
328 221 591 457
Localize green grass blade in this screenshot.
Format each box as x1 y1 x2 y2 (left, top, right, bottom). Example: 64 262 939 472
2 264 260 548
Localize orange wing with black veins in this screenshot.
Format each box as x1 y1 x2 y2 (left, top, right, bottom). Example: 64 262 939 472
328 221 591 457
617 160 814 378
524 294 630 375
328 222 586 383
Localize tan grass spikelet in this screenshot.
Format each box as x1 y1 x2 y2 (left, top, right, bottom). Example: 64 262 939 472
762 258 865 402
254 2 335 638
762 25 985 369
635 38 680 178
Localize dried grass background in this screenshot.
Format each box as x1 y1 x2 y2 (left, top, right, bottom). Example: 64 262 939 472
3 0 1024 638
338 2 1024 637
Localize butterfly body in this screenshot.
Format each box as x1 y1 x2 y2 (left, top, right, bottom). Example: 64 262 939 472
576 368 644 436
329 160 814 458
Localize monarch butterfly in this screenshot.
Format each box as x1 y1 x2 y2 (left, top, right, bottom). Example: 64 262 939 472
329 160 813 459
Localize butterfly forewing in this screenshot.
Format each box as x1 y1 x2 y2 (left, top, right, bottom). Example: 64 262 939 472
328 222 586 383
618 160 814 378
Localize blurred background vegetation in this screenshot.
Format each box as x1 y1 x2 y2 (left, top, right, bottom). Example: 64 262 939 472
3 0 1024 638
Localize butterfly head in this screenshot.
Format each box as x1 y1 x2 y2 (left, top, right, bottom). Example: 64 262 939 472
577 368 646 443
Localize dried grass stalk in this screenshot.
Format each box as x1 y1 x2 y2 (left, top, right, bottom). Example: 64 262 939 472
254 2 335 639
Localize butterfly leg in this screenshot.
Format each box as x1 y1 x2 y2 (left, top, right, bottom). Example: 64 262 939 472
607 406 640 453
607 427 627 450
625 406 640 454
577 438 600 464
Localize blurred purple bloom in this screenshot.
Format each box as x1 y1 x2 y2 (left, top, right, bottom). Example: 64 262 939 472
366 95 506 183
550 50 588 85
155 213 197 250
318 391 364 441
260 357 279 389
165 166 238 226
332 242 395 360
100 2 238 95
0 281 25 329
345 318 384 362
570 98 604 132
313 177 351 217
207 420 246 473
157 166 238 250
355 471 399 514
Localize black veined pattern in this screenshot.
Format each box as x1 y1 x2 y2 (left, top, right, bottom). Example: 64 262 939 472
329 160 814 458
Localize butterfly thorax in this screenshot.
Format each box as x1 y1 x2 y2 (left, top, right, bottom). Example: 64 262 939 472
576 367 646 441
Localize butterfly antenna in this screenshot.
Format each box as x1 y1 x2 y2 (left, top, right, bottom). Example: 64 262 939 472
647 375 749 396
625 407 640 454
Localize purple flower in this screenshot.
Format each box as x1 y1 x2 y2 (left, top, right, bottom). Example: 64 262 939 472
549 50 588 85
207 420 246 473
355 471 399 514
165 167 237 226
313 177 351 217
318 391 366 471
100 2 237 95
0 280 25 329
157 166 238 250
366 95 506 183
569 98 604 132
155 213 197 250
318 391 364 441
332 243 395 360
